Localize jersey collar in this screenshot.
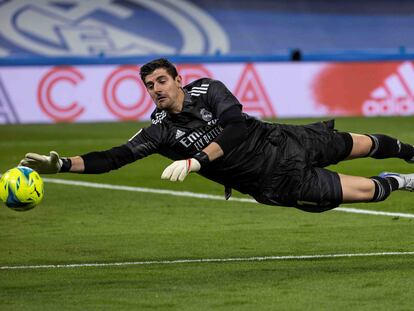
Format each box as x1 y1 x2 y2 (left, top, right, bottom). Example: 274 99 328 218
182 89 193 109
151 90 194 122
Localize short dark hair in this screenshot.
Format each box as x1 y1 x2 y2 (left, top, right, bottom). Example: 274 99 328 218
140 58 178 83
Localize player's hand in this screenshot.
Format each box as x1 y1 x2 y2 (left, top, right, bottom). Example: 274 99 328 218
161 158 201 182
19 151 62 174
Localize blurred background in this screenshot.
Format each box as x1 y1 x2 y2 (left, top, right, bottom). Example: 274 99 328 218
1 0 414 124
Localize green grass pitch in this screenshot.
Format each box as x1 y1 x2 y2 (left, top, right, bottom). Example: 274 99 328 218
1 117 414 310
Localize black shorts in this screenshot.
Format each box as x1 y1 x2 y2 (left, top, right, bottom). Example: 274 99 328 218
255 120 353 212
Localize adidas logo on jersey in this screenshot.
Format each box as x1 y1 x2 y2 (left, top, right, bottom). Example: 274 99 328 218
175 129 186 139
363 62 414 116
189 84 209 97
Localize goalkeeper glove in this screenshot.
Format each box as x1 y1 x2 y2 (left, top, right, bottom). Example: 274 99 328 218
161 158 201 182
19 151 70 174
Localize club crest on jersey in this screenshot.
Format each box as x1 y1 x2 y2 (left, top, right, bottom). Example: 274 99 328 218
152 111 167 124
200 108 213 122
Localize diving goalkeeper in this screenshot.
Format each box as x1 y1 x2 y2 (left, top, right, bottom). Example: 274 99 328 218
20 58 414 212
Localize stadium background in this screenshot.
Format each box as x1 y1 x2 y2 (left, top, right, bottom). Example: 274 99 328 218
1 1 414 310
1 0 414 123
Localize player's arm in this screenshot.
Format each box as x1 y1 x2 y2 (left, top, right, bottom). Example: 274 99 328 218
193 79 249 164
207 80 248 158
160 107 247 182
201 142 223 162
19 144 136 174
19 151 79 174
19 127 159 174
195 105 247 162
68 156 84 172
161 82 247 182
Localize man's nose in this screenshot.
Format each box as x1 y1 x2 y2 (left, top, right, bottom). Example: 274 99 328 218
154 83 162 93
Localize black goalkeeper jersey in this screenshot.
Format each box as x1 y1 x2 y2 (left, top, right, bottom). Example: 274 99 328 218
125 78 272 197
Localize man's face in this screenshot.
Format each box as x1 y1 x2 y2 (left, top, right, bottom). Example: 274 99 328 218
144 68 183 113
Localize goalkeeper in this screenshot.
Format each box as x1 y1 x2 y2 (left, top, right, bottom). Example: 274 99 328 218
20 58 414 212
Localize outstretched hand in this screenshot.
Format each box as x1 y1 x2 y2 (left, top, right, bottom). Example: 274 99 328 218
161 158 201 182
19 151 62 174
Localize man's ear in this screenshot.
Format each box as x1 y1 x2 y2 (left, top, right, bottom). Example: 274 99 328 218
175 75 182 87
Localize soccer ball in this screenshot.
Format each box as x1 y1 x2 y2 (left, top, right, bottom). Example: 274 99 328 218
0 166 44 211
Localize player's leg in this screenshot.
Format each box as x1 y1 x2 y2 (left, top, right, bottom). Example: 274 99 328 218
346 133 414 162
340 172 414 203
261 124 414 211
291 168 414 212
338 174 374 202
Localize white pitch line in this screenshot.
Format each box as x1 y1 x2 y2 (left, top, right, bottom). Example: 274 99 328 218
1 251 414 271
43 177 414 219
335 206 414 218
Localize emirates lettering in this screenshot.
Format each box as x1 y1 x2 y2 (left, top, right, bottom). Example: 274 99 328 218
180 131 203 147
179 125 223 150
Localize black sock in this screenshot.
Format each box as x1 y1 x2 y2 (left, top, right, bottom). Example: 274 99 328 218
367 134 414 160
370 176 395 202
384 176 400 191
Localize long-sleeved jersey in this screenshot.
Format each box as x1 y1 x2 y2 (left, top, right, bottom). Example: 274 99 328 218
82 77 351 208
124 78 272 197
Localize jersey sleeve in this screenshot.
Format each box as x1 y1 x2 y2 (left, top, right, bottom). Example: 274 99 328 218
80 124 163 174
206 80 242 118
125 124 164 160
